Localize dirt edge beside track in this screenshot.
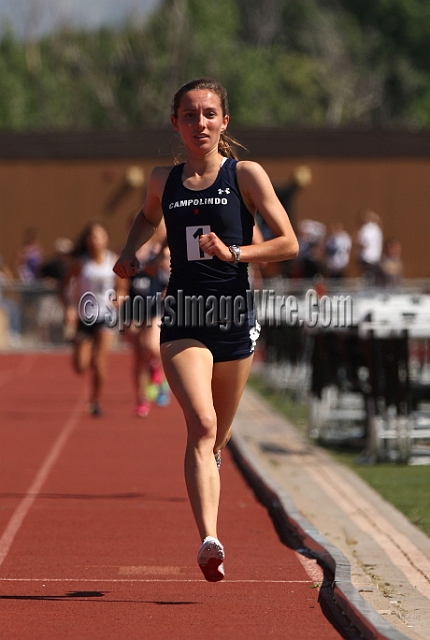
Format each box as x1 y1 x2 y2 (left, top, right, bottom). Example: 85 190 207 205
228 433 410 640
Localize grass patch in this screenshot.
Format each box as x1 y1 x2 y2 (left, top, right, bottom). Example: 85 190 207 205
327 447 430 536
247 374 430 538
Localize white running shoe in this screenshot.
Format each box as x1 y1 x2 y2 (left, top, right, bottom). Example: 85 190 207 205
197 536 225 582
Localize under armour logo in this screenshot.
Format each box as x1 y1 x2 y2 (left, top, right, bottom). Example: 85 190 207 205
218 188 230 195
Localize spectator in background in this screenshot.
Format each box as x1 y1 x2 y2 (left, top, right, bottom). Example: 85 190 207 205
14 227 44 334
355 209 384 285
257 165 312 278
14 227 44 283
39 238 74 285
0 255 21 343
324 221 351 279
381 238 403 288
37 238 74 344
292 219 326 279
259 165 312 241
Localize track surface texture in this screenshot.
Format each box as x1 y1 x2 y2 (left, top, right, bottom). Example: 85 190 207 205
0 351 360 639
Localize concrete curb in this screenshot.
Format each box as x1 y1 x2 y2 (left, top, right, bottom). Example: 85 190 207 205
229 432 410 640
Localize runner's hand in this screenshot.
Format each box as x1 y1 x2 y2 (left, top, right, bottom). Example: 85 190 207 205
113 253 140 278
199 232 232 262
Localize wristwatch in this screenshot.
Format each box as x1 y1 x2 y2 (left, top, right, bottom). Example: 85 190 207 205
229 245 241 263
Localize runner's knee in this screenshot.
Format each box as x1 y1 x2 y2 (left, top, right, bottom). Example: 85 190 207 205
187 411 217 445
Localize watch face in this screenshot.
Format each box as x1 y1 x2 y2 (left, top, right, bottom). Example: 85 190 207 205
229 245 240 262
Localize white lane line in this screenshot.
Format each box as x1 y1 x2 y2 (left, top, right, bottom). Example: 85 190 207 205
0 390 86 568
0 578 312 583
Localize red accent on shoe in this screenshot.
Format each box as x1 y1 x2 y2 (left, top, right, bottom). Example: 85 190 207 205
135 401 150 418
150 363 163 386
197 537 225 582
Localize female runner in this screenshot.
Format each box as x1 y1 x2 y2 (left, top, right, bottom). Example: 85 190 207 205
113 78 298 581
62 220 126 416
125 220 170 417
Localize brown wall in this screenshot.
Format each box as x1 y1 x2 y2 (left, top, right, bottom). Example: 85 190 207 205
1 129 429 278
0 159 154 272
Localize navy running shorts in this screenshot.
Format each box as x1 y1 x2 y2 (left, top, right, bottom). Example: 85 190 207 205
160 315 261 363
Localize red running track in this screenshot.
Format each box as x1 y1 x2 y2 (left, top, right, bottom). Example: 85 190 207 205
0 351 355 639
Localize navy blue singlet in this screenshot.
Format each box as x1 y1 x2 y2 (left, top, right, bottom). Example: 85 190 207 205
162 158 253 293
128 257 167 321
159 158 260 362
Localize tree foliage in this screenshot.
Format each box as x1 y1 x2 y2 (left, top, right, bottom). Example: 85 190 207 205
1 0 430 130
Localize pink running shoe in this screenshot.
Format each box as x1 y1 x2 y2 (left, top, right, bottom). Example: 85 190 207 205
197 536 225 582
135 400 150 418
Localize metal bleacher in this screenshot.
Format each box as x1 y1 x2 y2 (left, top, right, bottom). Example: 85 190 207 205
257 278 430 464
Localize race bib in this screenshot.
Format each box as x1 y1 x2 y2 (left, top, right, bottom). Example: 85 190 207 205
186 225 212 261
